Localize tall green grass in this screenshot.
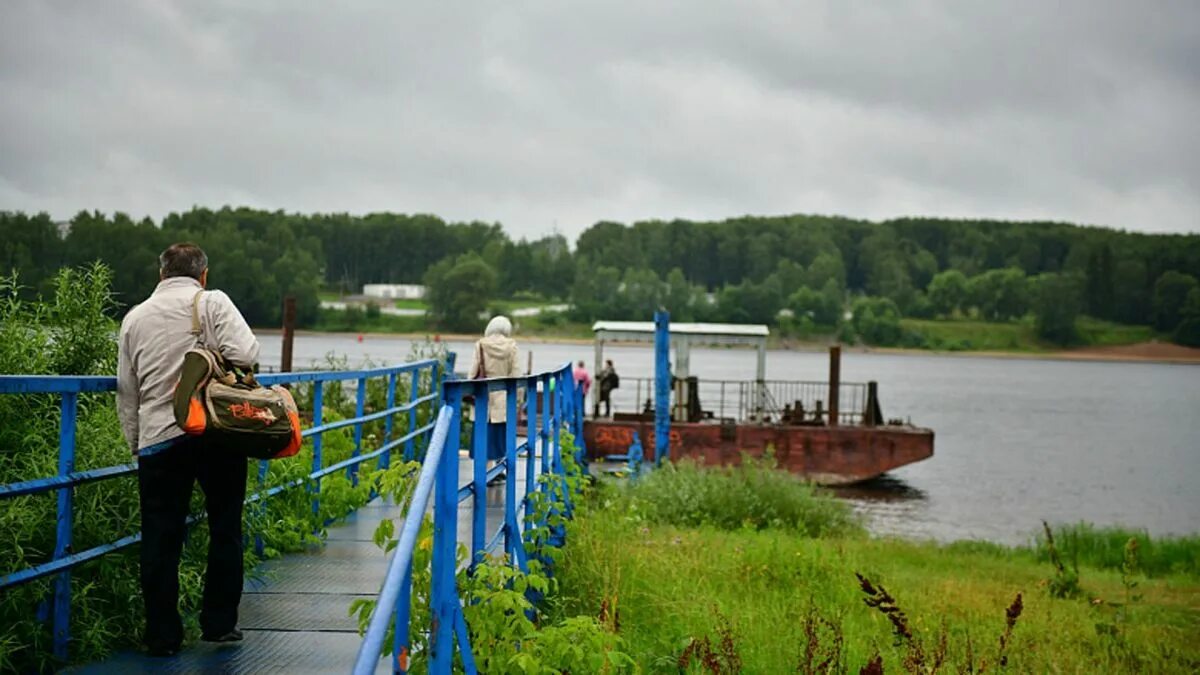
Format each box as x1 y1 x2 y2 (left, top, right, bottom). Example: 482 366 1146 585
555 462 1200 673
619 457 863 538
1032 522 1200 578
901 317 1161 353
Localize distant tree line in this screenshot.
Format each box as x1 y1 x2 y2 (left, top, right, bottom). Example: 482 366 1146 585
3 208 1199 345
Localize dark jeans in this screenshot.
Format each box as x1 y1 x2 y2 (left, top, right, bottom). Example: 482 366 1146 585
595 392 612 418
138 436 247 650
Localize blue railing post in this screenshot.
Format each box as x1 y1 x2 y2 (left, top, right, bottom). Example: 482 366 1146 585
350 377 367 485
540 378 551 478
552 373 563 474
472 385 488 566
655 310 671 467
255 459 269 556
524 376 537 524
504 380 518 560
52 391 78 662
381 373 397 471
406 372 420 462
310 383 324 523
574 384 586 468
430 385 461 672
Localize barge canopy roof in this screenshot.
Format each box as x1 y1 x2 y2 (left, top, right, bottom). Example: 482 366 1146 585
591 321 769 342
590 321 769 413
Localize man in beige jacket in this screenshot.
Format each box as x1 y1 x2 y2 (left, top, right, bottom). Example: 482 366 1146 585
117 243 259 656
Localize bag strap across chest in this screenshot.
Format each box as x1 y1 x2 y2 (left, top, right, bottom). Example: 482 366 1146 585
191 290 204 345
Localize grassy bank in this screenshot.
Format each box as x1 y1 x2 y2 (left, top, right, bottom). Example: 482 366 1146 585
900 317 1159 353
553 462 1200 672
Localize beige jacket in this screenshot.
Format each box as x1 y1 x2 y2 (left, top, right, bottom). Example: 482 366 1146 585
469 334 522 423
117 277 260 453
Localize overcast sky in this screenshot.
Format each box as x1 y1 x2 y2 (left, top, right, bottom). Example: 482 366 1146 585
2 1 1198 239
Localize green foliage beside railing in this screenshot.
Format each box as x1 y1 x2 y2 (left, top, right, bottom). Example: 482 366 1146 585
353 430 637 674
0 266 446 672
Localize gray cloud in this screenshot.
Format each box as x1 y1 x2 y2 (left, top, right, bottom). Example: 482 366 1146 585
2 0 1197 238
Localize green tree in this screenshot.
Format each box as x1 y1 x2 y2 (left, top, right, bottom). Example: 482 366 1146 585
850 297 903 346
1112 258 1150 325
787 280 841 326
715 277 784 324
1151 271 1198 332
616 267 663 319
966 268 1030 321
804 251 847 291
0 211 63 298
1174 287 1200 347
770 259 806 295
1033 272 1083 346
663 268 701 322
1085 244 1115 319
927 269 968 317
423 252 497 332
569 261 622 321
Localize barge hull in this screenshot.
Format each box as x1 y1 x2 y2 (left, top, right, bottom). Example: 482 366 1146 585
583 420 934 485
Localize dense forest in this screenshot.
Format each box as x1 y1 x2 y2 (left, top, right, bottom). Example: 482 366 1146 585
3 207 1199 346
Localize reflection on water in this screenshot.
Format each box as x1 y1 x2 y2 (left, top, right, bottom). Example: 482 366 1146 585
831 474 928 502
257 333 1200 545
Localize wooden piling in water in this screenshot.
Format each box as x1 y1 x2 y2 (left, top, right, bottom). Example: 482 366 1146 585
828 344 841 427
281 296 296 373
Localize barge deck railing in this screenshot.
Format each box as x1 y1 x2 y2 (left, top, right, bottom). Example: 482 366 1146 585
607 377 872 425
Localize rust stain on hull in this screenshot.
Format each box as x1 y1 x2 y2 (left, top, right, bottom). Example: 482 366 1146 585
584 420 934 485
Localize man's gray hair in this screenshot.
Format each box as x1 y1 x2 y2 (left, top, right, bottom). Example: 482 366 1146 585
159 243 208 281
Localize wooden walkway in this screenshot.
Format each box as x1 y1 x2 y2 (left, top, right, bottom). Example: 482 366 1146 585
71 453 526 674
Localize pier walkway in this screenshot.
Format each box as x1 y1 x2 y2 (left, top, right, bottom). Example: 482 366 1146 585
71 455 530 674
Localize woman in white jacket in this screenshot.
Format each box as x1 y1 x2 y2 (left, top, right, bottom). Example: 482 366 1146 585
470 316 522 470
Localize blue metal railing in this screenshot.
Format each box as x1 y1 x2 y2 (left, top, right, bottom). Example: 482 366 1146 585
0 359 445 663
353 362 587 675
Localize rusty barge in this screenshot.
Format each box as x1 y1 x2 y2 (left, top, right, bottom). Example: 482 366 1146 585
581 322 933 485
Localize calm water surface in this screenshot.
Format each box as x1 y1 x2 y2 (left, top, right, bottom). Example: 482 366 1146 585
258 333 1200 545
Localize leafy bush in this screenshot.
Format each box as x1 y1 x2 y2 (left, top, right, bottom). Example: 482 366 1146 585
620 457 862 538
849 297 903 347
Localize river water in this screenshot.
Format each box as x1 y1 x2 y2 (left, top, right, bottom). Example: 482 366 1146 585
258 333 1200 545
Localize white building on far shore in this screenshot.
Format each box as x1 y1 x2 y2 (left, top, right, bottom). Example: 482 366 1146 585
362 284 425 300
